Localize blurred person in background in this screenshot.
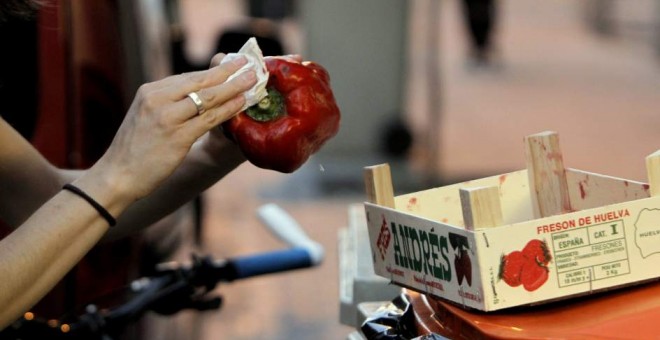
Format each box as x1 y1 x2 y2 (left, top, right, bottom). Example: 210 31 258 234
169 0 295 73
461 0 498 66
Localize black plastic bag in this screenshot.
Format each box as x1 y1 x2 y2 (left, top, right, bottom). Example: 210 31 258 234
360 294 449 340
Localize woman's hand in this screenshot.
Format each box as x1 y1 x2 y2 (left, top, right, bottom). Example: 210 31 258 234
94 54 257 202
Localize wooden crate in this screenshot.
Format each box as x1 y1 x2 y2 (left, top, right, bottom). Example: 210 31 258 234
363 131 660 311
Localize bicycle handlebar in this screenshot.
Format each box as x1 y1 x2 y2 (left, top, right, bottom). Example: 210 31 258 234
225 246 315 280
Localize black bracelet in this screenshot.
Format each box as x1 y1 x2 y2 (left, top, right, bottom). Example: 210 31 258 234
62 184 117 227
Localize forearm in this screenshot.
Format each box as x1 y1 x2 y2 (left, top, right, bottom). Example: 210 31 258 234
48 133 245 241
0 166 132 328
104 133 245 240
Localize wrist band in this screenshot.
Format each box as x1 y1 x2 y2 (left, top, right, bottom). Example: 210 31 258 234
62 184 117 227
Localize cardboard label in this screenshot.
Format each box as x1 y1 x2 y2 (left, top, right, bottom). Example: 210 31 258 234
365 205 485 309
365 195 660 311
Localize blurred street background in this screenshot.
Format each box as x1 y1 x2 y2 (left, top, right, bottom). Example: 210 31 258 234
166 1 660 339
4 0 659 339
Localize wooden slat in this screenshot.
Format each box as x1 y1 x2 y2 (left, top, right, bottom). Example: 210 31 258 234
646 150 660 197
524 131 571 218
364 164 395 208
460 186 503 231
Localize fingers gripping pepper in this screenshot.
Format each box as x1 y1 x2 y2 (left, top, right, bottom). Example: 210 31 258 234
222 57 341 173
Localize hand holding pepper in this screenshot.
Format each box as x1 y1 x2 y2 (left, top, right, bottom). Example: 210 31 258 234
222 56 341 173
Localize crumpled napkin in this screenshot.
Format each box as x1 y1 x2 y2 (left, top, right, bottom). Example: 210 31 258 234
221 37 269 111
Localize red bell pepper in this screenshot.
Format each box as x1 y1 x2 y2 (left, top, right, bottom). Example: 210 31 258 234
222 56 341 173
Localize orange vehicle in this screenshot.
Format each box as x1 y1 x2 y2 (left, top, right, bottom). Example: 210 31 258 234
404 281 660 339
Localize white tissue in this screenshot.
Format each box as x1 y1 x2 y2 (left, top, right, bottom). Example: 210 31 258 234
221 37 269 111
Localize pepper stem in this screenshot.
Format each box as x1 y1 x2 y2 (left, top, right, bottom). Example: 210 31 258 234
245 88 286 122
258 97 271 110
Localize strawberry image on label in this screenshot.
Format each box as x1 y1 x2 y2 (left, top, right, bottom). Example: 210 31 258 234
455 248 473 286
499 239 552 291
499 250 526 287
449 233 473 287
521 259 550 292
522 239 552 266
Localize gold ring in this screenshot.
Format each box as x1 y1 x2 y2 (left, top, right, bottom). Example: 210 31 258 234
187 92 205 115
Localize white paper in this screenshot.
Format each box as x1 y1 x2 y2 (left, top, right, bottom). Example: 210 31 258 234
221 37 269 111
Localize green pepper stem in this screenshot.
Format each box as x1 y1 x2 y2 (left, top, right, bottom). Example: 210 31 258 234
246 88 286 122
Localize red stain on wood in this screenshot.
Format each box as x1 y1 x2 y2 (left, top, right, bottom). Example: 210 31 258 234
546 152 563 162
579 182 587 199
407 197 418 210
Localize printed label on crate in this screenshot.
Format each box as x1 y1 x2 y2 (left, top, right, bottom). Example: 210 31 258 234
485 200 660 310
634 208 660 258
366 194 660 311
552 219 629 287
365 204 485 309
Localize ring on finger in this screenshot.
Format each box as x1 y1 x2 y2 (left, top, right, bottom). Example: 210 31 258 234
187 91 205 115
